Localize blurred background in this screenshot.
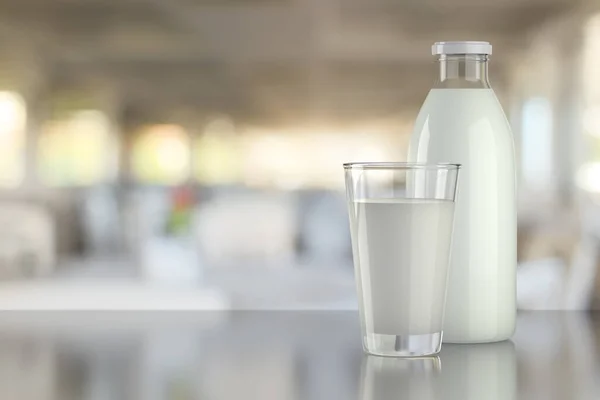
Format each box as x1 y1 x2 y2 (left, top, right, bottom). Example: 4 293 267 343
0 0 599 309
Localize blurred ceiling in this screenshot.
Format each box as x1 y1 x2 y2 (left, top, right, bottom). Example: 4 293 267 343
0 0 585 126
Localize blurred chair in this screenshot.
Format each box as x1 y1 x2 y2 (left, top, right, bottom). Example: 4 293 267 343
517 201 579 310
0 203 55 279
517 193 600 310
194 192 296 267
80 186 123 256
564 193 600 309
517 258 566 310
125 188 203 285
297 191 350 267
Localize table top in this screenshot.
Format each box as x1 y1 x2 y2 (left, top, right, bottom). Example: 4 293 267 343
0 311 597 400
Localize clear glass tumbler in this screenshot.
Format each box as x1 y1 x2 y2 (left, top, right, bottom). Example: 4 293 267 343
344 162 460 357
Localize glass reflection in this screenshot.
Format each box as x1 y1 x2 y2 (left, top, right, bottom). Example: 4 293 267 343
361 356 441 400
360 341 517 400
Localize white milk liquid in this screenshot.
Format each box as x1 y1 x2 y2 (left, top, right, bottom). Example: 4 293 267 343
349 199 455 336
409 88 517 343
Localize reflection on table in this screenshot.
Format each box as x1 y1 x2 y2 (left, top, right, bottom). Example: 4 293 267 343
0 312 597 400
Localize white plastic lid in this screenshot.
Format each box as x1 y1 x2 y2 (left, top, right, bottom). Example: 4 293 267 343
431 41 492 55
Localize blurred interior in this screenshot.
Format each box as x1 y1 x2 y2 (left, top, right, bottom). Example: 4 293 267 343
1 0 600 309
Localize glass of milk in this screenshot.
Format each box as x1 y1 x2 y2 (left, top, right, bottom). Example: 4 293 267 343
344 162 460 357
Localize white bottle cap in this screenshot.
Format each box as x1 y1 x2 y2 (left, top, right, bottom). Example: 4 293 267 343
431 41 492 55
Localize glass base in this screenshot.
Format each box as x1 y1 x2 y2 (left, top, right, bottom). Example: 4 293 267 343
363 332 442 357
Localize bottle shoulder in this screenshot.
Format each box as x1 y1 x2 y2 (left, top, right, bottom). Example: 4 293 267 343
412 89 512 138
409 89 515 164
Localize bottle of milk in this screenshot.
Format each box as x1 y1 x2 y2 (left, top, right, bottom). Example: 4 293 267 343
409 41 516 343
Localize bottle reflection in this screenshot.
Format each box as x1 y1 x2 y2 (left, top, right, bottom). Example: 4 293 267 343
361 341 516 400
360 356 441 400
437 341 517 400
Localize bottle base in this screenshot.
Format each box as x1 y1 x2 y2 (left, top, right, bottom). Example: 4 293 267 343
443 332 514 344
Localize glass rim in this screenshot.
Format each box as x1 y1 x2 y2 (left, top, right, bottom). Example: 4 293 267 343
343 162 461 170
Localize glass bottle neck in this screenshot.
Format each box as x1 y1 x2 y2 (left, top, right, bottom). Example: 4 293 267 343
436 54 490 88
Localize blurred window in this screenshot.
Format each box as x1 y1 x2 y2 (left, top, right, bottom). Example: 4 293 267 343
38 110 113 186
578 15 600 192
193 117 241 184
0 91 26 187
584 15 600 105
241 127 401 189
521 97 553 188
131 124 190 185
